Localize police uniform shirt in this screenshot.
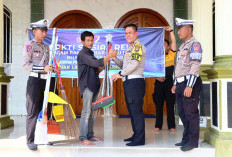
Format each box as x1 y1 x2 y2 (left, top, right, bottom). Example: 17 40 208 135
23 39 49 73
174 37 203 87
114 39 146 76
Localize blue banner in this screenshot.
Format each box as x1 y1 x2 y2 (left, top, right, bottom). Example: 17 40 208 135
28 27 165 78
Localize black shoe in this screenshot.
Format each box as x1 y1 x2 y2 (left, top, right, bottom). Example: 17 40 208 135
175 141 188 146
124 137 134 142
180 144 198 152
47 142 53 145
27 143 37 151
126 141 145 146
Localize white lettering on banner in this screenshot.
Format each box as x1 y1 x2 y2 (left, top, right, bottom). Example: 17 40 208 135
67 56 77 60
114 44 128 51
56 44 129 51
60 51 69 55
94 51 105 55
114 44 120 50
56 44 82 51
78 45 83 50
60 60 72 64
117 51 125 55
179 116 207 127
70 51 79 55
92 45 106 51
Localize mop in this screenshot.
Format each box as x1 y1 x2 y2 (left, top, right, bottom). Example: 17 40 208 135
34 28 58 144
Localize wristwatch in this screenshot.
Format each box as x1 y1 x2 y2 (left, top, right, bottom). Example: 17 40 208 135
118 71 123 76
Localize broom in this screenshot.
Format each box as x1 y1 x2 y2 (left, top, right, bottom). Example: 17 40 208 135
54 44 79 138
92 41 115 111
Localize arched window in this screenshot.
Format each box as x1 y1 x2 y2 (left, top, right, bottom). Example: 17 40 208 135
3 5 12 64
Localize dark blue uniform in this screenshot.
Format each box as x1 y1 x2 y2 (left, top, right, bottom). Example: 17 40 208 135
175 77 202 145
123 78 145 144
174 37 203 148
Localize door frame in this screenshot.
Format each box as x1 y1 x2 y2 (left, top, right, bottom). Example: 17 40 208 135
50 10 102 28
115 8 169 28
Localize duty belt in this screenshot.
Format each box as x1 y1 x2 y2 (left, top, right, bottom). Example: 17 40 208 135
176 75 190 83
122 75 144 82
29 72 47 79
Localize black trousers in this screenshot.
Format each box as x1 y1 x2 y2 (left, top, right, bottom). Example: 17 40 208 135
25 76 56 144
26 76 46 144
175 77 202 146
123 78 145 144
153 79 176 129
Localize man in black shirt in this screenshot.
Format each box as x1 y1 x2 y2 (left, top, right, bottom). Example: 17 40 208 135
77 31 116 146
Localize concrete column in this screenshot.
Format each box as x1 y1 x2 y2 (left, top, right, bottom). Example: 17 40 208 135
215 0 232 56
191 0 213 124
192 0 213 66
204 0 232 157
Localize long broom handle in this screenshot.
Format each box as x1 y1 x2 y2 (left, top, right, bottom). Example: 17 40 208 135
54 44 63 88
50 77 57 119
41 28 57 113
50 43 62 119
107 42 112 96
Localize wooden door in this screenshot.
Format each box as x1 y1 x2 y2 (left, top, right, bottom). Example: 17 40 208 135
50 10 102 115
115 9 169 115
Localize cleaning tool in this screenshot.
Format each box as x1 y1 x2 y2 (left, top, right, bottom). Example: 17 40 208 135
92 39 115 111
34 28 58 144
54 48 79 138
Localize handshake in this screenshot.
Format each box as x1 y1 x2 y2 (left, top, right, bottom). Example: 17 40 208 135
104 49 117 64
108 49 117 59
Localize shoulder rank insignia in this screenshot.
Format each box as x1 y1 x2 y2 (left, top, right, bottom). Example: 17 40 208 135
131 44 142 61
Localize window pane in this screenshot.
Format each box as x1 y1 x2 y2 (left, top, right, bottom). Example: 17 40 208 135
212 82 218 127
3 6 12 64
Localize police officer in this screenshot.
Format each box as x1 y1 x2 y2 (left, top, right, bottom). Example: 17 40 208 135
23 19 59 151
111 24 146 146
171 18 203 152
152 26 177 133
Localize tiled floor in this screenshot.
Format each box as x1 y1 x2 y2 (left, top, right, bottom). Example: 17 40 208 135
0 116 214 157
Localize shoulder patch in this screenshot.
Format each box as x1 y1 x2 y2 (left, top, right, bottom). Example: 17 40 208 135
190 42 202 61
26 45 32 52
131 44 143 61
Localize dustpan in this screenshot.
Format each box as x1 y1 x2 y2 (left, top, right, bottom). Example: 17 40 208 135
47 119 61 134
52 104 76 122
